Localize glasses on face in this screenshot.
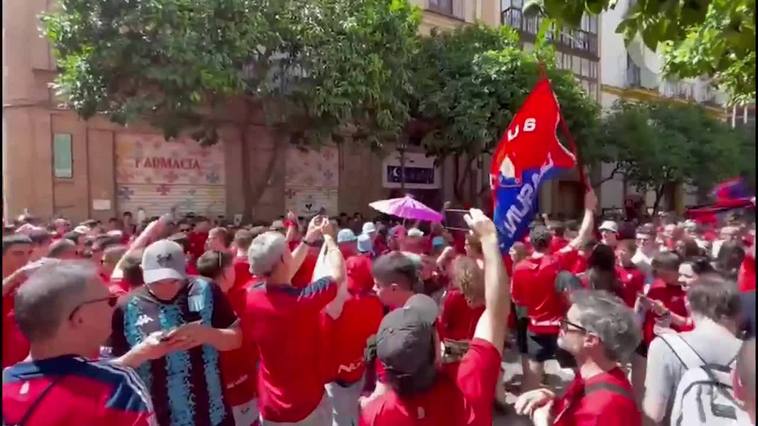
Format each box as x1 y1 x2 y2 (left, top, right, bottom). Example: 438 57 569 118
68 295 119 320
560 318 589 334
180 227 191 233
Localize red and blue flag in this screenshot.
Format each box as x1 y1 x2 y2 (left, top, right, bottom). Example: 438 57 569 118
490 78 577 253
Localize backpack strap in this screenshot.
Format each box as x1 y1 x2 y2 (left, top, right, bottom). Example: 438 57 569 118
659 334 705 370
584 381 635 403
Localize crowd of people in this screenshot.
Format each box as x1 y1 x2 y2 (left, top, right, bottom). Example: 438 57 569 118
1 191 756 426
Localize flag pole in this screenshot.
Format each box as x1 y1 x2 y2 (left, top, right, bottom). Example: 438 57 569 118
537 62 589 192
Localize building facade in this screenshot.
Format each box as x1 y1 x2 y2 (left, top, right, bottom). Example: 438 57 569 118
597 0 729 215
2 0 505 223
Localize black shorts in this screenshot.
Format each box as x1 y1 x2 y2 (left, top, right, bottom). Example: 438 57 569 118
516 318 529 355
526 332 577 368
526 332 559 362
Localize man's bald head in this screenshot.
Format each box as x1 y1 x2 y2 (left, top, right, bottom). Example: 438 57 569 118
47 239 78 259
14 262 98 342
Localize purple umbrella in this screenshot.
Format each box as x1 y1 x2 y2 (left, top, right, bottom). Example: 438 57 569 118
369 195 444 223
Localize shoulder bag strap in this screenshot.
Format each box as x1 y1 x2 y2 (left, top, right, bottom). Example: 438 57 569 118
583 381 635 403
659 334 705 370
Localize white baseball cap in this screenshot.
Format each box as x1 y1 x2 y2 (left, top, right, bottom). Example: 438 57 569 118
599 220 618 234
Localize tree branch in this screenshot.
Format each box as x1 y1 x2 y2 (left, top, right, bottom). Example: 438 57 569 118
591 163 623 189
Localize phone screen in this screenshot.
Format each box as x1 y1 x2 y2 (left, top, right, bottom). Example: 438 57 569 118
444 209 469 232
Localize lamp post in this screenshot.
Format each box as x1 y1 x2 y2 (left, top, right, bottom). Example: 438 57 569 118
398 138 408 191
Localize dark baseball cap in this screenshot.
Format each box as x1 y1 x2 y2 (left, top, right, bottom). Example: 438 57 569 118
376 294 439 395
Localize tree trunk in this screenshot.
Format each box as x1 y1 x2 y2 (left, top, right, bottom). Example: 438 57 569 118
239 124 254 223
453 154 474 206
652 184 665 216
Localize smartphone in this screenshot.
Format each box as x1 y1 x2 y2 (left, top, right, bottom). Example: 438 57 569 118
443 209 469 232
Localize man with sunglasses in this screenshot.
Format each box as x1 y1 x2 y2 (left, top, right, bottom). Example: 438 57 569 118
3 262 173 425
515 290 642 426
110 239 243 426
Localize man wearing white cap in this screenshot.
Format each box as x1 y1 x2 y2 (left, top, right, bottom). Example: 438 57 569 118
362 222 377 242
110 239 242 425
599 220 619 248
337 228 358 259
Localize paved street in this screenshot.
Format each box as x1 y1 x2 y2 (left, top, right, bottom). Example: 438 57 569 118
493 349 575 425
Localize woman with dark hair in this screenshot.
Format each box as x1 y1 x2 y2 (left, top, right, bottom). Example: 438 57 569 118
678 256 716 290
580 244 622 295
675 237 703 259
716 240 746 281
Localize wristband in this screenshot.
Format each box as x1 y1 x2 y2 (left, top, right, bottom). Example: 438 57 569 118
302 239 319 247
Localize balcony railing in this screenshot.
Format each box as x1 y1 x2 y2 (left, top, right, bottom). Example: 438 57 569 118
501 8 598 57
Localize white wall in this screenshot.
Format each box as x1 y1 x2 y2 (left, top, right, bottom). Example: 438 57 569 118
599 2 627 88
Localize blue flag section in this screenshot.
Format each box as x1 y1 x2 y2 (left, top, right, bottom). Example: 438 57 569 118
489 79 577 253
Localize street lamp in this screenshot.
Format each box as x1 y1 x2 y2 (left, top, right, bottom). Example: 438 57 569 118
398 138 408 191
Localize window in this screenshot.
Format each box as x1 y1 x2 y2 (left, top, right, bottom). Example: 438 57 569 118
501 0 522 9
429 0 453 14
562 53 572 70
53 133 73 179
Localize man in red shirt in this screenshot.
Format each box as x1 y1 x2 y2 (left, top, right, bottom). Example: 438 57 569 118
511 189 597 391
360 208 509 426
548 220 569 254
2 234 33 368
242 217 348 424
3 262 174 425
515 290 642 426
231 229 257 289
739 232 756 292
323 255 384 426
187 216 211 261
197 250 259 426
615 239 645 308
638 251 692 350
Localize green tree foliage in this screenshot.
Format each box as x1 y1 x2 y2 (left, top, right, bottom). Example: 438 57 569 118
523 0 755 103
41 0 421 146
598 99 749 211
409 24 600 202
42 0 421 218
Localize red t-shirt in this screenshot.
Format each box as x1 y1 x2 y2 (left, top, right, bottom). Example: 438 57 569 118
571 254 589 274
615 265 645 308
550 237 569 254
738 255 756 292
187 231 208 261
3 355 155 425
291 251 319 289
221 277 258 407
2 294 29 368
241 277 337 422
322 292 384 384
552 367 640 426
511 250 578 334
360 339 501 426
437 290 485 342
642 279 692 345
232 256 253 290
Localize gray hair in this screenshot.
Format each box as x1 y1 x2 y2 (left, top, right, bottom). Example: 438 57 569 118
570 289 642 362
48 239 76 258
14 261 97 342
248 231 287 276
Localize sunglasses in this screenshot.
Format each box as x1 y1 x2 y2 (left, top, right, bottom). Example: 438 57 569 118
560 318 589 334
179 227 191 232
68 295 119 320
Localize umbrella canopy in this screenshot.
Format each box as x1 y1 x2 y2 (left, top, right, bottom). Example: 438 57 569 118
369 195 443 223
